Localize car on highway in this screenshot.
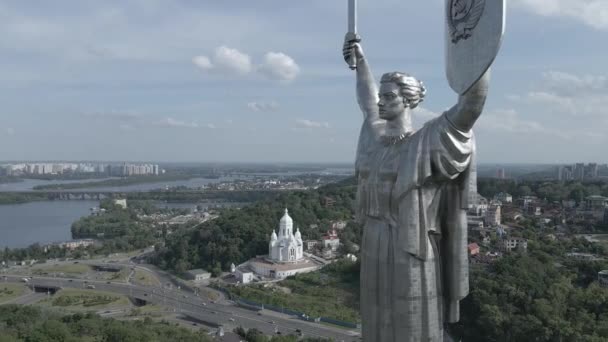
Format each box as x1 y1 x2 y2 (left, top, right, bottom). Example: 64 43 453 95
201 303 207 306
229 318 235 322
269 321 275 324
106 281 111 284
68 279 73 282
143 293 148 296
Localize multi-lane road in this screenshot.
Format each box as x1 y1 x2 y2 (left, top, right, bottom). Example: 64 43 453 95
0 274 360 341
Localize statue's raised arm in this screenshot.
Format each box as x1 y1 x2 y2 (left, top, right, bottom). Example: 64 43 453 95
343 37 379 122
445 69 490 132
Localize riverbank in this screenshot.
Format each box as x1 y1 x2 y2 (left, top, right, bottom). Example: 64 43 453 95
33 174 195 190
0 192 49 205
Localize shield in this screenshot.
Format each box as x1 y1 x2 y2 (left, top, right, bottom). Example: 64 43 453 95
445 0 506 95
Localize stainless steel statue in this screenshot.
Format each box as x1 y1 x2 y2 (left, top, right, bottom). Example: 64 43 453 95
343 0 505 341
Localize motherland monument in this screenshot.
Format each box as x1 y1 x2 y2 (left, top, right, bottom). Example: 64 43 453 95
342 0 506 341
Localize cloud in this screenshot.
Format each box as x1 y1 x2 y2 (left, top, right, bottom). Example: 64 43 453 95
154 117 199 128
247 101 279 112
4 128 15 136
295 119 330 129
212 46 252 74
192 46 251 75
192 55 214 70
512 0 608 29
192 47 299 82
478 108 571 138
510 71 608 115
205 123 216 129
258 52 300 82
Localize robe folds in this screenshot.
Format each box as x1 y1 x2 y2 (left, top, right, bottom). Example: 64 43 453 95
356 112 475 342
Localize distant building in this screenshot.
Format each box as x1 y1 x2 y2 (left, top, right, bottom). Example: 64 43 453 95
495 192 513 203
113 199 127 209
321 197 335 208
496 168 506 179
468 243 480 256
322 230 341 251
574 163 585 181
304 240 319 251
566 253 599 261
186 269 211 283
235 267 254 284
247 208 322 280
502 237 527 253
269 209 303 262
331 221 347 230
485 205 501 227
599 270 608 288
56 239 96 250
585 195 608 210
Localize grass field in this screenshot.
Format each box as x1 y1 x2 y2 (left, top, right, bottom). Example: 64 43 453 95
38 288 130 311
131 269 161 286
32 263 92 275
228 260 360 323
0 284 28 303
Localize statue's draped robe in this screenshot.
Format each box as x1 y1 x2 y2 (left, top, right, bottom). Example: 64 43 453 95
356 113 475 342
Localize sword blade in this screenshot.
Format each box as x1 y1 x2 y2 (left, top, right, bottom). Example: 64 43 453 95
348 0 357 34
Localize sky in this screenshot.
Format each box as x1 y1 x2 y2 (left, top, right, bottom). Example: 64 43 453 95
0 0 607 164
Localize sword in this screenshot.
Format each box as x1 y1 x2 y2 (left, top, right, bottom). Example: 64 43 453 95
345 0 358 70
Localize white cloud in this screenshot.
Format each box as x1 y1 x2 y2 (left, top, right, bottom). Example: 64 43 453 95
213 46 252 74
192 55 213 70
295 119 330 129
512 0 608 29
478 108 569 138
258 52 300 82
154 117 199 128
4 127 15 135
205 123 216 129
247 101 279 112
511 71 608 116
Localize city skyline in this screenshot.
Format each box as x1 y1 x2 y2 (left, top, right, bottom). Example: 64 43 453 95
0 1 607 163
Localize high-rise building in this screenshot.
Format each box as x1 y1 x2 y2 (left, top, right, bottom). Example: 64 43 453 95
588 163 599 179
574 163 585 181
496 168 506 179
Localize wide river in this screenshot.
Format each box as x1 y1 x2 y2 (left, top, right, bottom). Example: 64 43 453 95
0 200 99 249
0 168 354 249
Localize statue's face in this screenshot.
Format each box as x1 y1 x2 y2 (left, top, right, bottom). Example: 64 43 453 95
378 82 406 120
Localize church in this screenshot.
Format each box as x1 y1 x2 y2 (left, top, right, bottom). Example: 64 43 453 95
244 208 321 280
269 209 304 262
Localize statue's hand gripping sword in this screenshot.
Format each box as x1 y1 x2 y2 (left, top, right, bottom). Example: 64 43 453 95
345 0 359 70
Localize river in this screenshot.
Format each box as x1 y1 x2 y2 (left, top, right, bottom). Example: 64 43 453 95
0 200 99 249
0 200 247 249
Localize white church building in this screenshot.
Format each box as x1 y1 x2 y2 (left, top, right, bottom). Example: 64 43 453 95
245 208 321 279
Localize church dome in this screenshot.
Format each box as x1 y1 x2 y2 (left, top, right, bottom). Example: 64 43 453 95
280 208 293 226
271 230 277 241
295 227 302 240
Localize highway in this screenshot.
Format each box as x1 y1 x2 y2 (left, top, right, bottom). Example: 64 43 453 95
0 274 360 341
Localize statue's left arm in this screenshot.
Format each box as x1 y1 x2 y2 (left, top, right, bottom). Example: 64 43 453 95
445 70 490 132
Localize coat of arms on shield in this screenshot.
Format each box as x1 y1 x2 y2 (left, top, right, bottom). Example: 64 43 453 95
445 0 505 95
448 0 486 43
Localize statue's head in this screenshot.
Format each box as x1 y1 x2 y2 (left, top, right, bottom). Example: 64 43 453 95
378 72 426 121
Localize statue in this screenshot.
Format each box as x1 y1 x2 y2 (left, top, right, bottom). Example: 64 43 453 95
343 0 505 341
